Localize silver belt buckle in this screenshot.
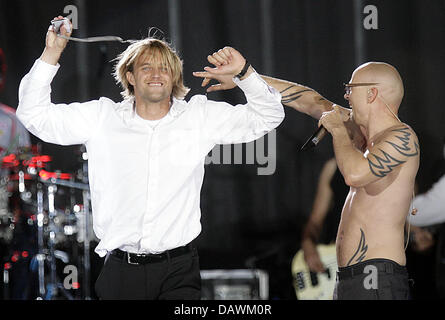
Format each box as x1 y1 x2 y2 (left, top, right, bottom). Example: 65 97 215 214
127 253 139 265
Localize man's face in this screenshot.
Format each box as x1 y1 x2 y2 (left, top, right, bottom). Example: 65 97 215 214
344 72 368 126
127 50 173 104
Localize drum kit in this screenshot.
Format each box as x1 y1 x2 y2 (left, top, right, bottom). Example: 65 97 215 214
0 145 95 300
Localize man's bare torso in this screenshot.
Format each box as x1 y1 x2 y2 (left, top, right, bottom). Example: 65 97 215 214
336 124 419 267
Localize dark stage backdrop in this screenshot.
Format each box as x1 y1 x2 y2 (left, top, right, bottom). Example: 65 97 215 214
1 0 444 299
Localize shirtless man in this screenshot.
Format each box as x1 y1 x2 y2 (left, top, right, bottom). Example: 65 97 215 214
195 58 419 300
318 63 419 299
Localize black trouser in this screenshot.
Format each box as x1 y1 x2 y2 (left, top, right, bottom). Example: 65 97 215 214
333 258 411 300
94 244 201 300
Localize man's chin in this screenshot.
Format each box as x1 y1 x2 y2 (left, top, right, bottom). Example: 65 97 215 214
140 93 171 104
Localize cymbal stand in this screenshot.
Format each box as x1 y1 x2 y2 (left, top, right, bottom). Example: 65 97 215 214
81 149 91 300
36 183 45 299
44 183 74 300
46 184 57 299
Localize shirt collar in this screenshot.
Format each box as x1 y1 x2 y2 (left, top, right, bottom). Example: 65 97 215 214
123 96 188 126
169 97 188 118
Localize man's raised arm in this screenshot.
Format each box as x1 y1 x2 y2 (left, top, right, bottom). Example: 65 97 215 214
16 16 104 146
193 67 335 120
260 75 334 120
319 106 419 187
40 16 72 65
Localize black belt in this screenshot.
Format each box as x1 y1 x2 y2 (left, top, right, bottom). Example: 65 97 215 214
110 243 193 265
337 259 407 281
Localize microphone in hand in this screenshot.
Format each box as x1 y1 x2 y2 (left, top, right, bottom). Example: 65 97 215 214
300 126 327 151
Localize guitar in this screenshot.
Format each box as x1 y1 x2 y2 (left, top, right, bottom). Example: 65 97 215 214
291 244 338 300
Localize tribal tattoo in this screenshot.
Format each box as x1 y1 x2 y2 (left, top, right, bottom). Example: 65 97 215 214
347 228 368 266
367 127 419 178
279 85 312 104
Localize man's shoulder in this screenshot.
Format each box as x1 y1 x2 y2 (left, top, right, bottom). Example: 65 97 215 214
186 94 208 104
99 96 119 105
100 97 129 112
369 123 420 166
377 123 419 147
171 94 208 115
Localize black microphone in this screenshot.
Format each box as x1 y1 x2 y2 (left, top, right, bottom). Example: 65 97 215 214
300 126 327 151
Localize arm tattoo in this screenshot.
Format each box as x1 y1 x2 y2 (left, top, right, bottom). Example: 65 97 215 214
385 127 420 157
367 127 419 178
347 228 368 266
279 85 312 104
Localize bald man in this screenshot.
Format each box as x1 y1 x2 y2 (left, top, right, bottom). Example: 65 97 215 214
318 62 419 300
194 58 419 300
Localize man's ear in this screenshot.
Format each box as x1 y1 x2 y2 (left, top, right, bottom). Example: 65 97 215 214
367 87 378 104
126 71 135 86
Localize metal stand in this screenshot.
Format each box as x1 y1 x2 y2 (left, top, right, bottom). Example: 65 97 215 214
82 189 91 300
81 149 91 300
47 185 57 298
37 175 90 300
44 184 74 300
36 183 45 299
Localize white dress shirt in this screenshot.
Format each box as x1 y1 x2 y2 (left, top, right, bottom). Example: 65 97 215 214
408 174 445 227
17 59 284 257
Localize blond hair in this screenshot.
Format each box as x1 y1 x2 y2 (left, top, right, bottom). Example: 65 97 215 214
114 38 190 100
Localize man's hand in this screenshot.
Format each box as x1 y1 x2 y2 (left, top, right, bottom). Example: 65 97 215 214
302 241 326 273
192 46 252 92
41 16 73 65
193 70 236 93
318 105 350 134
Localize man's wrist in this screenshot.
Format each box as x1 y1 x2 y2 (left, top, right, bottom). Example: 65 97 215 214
236 59 250 78
40 47 62 66
332 125 350 142
238 65 254 80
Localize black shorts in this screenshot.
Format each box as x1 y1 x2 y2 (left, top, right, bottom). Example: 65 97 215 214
333 258 411 300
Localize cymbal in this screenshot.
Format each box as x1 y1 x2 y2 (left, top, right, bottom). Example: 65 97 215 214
1 153 52 169
39 169 72 181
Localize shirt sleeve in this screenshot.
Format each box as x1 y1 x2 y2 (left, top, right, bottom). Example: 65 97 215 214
408 174 445 227
17 59 104 146
203 71 284 145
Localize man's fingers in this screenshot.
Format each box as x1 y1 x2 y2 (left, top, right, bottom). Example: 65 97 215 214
318 112 327 127
203 65 222 74
308 259 326 273
207 55 221 67
203 65 228 75
217 48 232 63
192 71 212 87
192 71 211 78
201 78 210 87
212 52 228 65
207 83 224 93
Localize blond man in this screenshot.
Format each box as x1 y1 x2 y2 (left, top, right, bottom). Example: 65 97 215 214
17 17 284 300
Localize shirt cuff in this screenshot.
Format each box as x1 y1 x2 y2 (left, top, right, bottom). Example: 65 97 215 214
29 59 60 84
